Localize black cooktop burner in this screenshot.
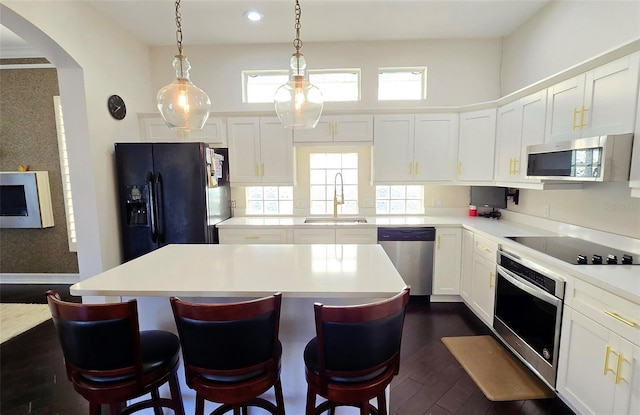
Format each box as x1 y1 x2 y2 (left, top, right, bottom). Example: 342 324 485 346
505 236 638 265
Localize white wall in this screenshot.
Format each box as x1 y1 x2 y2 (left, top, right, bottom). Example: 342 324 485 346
502 0 640 94
149 38 503 112
1 1 153 277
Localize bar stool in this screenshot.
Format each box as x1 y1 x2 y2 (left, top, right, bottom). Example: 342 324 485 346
170 293 285 415
46 290 185 415
303 288 410 415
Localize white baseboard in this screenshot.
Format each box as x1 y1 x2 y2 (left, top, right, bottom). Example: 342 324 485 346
0 273 80 284
430 294 462 303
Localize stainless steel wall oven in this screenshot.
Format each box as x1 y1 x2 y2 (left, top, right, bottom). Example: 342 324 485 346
494 249 565 389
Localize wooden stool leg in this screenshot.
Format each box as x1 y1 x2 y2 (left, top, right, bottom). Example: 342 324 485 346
89 402 101 415
378 393 387 415
274 378 285 415
359 401 368 415
168 372 185 415
195 394 206 415
233 404 241 415
151 388 163 415
109 402 122 415
305 385 316 415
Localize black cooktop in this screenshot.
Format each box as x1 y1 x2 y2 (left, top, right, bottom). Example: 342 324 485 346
505 236 638 265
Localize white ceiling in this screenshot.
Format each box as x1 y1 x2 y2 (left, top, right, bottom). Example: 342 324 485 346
1 0 551 57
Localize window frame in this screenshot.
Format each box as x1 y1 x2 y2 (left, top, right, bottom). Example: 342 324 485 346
377 66 428 101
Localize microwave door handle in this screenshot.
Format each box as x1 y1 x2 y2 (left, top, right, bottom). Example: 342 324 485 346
147 172 158 243
496 265 562 307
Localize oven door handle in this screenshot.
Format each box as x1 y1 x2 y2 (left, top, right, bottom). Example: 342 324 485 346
496 265 562 307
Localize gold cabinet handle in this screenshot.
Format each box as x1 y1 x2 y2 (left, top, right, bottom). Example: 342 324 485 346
579 106 588 128
615 353 627 384
245 236 260 240
604 345 617 375
604 310 637 327
513 158 518 175
489 271 495 288
333 122 338 137
478 244 491 253
572 107 581 130
255 164 260 177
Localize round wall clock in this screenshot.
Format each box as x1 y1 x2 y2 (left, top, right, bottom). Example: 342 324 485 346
107 94 126 120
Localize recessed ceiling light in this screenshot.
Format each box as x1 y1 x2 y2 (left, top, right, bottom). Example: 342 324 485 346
245 10 263 22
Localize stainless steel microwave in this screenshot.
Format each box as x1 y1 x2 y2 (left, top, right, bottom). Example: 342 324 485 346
526 133 634 182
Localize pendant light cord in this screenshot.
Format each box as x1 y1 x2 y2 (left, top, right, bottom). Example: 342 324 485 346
174 0 185 78
293 0 302 76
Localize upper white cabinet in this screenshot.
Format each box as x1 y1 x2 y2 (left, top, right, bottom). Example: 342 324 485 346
545 53 640 143
227 117 294 186
457 108 496 182
293 115 373 144
138 114 227 147
494 90 547 184
373 114 458 183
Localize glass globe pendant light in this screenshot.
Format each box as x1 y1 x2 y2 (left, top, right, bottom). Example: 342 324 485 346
157 0 211 132
274 0 323 129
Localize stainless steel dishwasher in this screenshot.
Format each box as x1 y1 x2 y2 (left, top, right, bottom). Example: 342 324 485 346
378 227 435 296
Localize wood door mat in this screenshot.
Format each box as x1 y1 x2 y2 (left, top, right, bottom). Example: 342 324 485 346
441 335 555 401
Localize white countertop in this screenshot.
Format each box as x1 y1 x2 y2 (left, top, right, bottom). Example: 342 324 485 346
70 244 407 298
216 215 640 303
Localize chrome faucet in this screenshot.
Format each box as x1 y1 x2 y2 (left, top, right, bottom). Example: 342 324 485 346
333 172 344 217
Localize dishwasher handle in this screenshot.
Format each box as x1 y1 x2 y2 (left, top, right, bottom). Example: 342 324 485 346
377 227 436 242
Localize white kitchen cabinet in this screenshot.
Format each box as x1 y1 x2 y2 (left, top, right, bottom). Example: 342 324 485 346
545 52 640 143
459 229 474 303
293 228 335 244
138 114 227 147
293 115 373 144
557 307 640 415
228 117 294 186
218 228 289 244
432 228 462 296
373 114 458 183
457 108 496 182
494 91 546 184
468 234 498 326
293 227 377 244
335 228 377 244
629 82 640 198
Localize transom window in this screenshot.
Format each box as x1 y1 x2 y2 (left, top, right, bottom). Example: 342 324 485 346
242 69 360 103
245 186 293 215
310 153 358 215
378 67 427 101
375 185 424 214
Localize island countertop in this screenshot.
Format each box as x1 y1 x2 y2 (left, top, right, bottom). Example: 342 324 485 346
70 244 407 298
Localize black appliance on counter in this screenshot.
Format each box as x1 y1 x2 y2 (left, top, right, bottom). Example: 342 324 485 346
115 142 231 262
505 236 637 265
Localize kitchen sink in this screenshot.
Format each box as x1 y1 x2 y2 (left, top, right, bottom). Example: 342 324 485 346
304 217 368 224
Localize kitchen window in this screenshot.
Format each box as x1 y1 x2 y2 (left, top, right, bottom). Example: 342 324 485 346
310 152 358 215
242 69 360 103
378 67 427 101
375 185 424 214
245 186 293 215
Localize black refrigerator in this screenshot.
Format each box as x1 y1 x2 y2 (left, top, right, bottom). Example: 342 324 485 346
115 142 231 262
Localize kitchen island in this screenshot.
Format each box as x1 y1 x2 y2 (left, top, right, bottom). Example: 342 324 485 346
70 243 407 414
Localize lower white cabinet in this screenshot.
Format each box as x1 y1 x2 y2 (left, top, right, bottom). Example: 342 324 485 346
467 234 498 326
432 228 462 296
557 307 640 415
218 228 289 244
293 228 377 244
459 229 474 302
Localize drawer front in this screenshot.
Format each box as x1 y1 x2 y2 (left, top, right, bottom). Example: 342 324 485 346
219 228 288 244
569 278 640 346
293 229 335 244
473 234 498 262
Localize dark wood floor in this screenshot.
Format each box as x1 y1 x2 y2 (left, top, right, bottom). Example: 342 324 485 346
0 285 575 415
